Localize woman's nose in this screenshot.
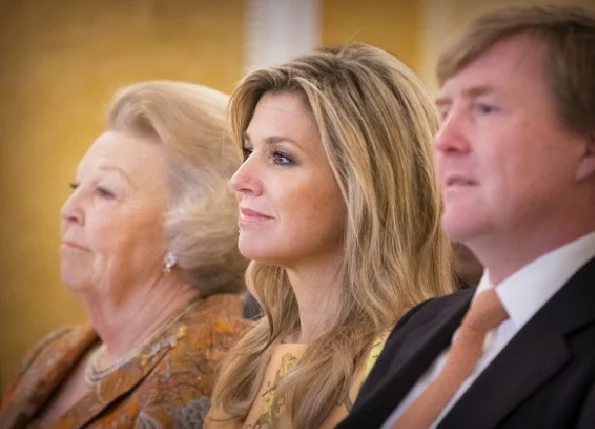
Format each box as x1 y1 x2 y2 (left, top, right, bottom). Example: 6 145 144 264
60 192 84 225
228 158 264 196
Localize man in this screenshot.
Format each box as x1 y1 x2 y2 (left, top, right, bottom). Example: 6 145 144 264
338 5 595 429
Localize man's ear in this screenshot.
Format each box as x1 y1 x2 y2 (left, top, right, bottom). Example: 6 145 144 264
576 131 595 181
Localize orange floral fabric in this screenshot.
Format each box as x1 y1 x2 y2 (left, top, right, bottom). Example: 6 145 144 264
0 294 247 429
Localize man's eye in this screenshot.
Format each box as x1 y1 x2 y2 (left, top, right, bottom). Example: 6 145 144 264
477 103 496 114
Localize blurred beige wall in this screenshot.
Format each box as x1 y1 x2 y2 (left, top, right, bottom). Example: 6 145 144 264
321 0 422 72
0 0 244 393
420 0 595 90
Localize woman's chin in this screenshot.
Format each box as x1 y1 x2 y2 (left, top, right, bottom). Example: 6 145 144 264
60 271 92 293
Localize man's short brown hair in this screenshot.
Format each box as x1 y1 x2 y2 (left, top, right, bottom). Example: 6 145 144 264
437 5 595 135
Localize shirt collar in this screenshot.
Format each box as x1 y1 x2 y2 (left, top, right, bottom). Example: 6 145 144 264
474 230 595 330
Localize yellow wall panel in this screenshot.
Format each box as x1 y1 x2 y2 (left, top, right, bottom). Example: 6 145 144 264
320 0 422 72
0 0 244 392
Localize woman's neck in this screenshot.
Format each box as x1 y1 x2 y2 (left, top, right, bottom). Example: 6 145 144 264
79 275 199 361
286 259 342 345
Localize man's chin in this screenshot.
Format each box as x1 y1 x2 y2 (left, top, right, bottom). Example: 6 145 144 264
441 217 480 246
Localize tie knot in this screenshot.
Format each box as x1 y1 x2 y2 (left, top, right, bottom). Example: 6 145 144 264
462 289 509 334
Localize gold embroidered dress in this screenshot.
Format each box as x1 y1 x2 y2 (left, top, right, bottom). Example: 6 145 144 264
206 335 387 429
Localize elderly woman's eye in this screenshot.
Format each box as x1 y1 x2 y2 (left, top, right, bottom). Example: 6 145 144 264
69 182 79 191
97 187 116 199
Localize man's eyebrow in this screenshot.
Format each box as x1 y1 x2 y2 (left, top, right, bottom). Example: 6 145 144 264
463 85 495 98
435 97 451 108
436 85 496 106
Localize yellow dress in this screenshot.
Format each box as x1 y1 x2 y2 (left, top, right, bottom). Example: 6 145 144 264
206 335 387 429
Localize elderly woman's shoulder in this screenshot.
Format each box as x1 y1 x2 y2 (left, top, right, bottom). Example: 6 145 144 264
1 324 97 412
18 325 97 372
170 293 251 358
129 294 251 426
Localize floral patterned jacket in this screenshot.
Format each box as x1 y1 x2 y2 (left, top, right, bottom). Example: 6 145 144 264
0 294 247 429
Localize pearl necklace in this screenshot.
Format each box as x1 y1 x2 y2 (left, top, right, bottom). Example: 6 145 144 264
84 299 200 387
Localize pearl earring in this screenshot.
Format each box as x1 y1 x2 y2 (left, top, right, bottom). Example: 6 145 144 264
163 251 177 273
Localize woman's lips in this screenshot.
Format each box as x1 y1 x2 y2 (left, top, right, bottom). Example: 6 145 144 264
239 207 273 226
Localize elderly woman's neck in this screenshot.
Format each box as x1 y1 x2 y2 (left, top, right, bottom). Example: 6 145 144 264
82 276 199 359
285 259 342 345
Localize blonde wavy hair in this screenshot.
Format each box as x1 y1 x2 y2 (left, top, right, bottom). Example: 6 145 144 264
107 81 247 296
212 44 454 427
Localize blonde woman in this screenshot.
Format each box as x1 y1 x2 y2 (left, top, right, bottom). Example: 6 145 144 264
206 43 455 429
0 81 247 428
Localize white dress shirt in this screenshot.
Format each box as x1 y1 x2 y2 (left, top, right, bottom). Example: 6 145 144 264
382 231 595 429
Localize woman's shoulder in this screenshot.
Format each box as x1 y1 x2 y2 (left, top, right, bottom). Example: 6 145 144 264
15 325 95 375
197 293 245 319
342 332 391 408
130 295 250 427
137 293 250 383
363 332 390 379
0 325 97 423
177 294 251 355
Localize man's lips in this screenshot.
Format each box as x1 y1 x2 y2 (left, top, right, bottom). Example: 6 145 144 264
446 175 477 186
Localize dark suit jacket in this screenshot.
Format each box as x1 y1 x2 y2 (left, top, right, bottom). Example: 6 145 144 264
338 257 595 429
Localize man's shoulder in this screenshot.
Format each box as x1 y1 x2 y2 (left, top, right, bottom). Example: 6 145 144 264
419 288 475 312
395 289 475 334
375 289 475 375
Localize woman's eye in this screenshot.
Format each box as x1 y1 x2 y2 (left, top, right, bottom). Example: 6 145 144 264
69 182 79 192
242 146 253 161
97 187 116 199
271 151 293 166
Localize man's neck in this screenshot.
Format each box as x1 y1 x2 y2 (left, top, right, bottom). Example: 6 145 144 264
473 225 595 286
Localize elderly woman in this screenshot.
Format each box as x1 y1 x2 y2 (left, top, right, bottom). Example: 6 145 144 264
0 81 248 428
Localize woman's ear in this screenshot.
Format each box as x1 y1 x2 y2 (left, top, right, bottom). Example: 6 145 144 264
576 131 595 182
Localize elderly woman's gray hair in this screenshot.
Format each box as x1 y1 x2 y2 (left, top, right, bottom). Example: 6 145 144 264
106 81 247 296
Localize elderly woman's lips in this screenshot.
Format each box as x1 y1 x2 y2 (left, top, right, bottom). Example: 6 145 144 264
61 242 89 251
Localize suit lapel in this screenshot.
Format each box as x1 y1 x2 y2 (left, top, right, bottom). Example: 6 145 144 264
440 257 595 429
439 309 569 429
349 292 473 426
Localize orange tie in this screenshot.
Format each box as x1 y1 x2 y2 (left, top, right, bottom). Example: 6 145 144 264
393 289 509 429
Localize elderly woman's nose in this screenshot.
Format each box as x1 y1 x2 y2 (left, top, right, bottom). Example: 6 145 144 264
60 192 84 225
